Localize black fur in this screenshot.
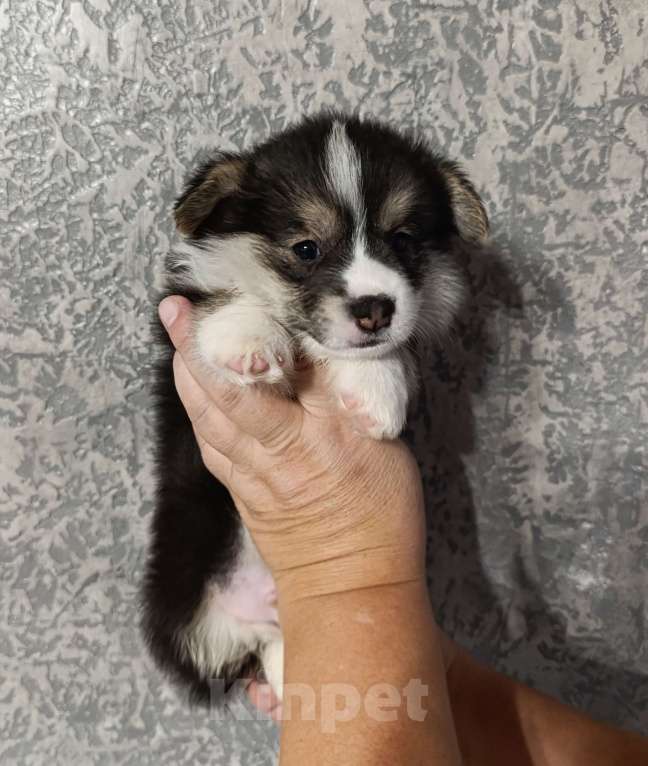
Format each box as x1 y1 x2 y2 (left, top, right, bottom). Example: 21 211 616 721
140 288 255 705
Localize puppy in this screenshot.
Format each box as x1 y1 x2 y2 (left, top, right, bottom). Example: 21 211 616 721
141 113 488 705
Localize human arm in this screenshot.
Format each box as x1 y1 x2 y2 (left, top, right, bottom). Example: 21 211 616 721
158 295 462 765
446 643 648 766
279 584 459 765
249 629 648 766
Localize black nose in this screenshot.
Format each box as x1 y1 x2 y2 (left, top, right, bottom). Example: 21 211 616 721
348 295 396 333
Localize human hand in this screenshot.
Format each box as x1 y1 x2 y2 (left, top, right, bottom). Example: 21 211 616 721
158 295 428 608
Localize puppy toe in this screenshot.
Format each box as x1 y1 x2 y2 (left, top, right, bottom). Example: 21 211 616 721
226 357 246 375
250 354 270 374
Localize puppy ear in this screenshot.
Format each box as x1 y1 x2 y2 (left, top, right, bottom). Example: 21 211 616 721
174 153 247 237
439 161 489 245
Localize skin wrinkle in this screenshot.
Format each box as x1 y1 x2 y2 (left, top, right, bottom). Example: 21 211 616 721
192 363 420 574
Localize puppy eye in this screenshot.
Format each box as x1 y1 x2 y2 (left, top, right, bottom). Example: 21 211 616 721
292 239 320 262
390 231 413 253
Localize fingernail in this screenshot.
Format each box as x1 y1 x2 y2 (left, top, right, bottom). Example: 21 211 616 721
256 685 273 707
159 298 179 328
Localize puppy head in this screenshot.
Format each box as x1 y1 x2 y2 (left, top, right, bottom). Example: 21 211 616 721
170 115 489 359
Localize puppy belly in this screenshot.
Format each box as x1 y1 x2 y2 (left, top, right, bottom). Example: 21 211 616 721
179 528 281 686
216 562 278 625
180 577 280 683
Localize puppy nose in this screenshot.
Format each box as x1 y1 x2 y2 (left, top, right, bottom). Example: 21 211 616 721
349 295 396 333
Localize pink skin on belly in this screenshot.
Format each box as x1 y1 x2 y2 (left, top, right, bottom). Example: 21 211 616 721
216 563 279 625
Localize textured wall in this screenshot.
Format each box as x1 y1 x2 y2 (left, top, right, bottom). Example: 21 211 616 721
2 0 647 762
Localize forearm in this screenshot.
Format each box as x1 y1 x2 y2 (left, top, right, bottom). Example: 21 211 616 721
278 581 462 766
447 645 648 766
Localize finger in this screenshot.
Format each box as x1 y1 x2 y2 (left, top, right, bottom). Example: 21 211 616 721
193 430 235 486
160 296 303 448
159 294 194 350
173 352 255 464
246 680 283 722
213 381 303 453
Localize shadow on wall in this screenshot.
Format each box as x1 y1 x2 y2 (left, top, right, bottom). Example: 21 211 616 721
506 555 648 731
405 240 648 732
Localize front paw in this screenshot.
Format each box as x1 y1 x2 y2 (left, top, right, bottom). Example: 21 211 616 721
342 389 408 440
195 314 292 386
221 344 289 385
329 355 412 440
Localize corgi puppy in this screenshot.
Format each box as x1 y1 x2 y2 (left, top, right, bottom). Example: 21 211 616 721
141 113 489 704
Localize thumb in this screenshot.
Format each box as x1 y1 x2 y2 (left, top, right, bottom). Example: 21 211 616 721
160 294 301 445
159 295 194 352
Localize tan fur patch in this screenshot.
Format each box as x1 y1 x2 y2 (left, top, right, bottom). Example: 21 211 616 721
378 186 416 231
439 164 489 244
293 195 339 240
175 157 246 236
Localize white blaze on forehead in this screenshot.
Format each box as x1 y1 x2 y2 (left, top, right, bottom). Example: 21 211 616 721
321 120 432 350
325 121 408 303
324 121 364 221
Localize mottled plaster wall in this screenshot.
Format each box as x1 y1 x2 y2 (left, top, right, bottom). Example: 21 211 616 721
1 1 647 763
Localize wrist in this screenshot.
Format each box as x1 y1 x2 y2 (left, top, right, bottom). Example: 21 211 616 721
278 577 434 651
279 580 439 702
277 580 461 766
274 542 427 613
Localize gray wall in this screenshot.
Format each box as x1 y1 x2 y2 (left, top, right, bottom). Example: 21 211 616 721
2 1 646 763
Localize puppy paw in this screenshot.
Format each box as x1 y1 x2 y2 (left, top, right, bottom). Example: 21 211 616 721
194 304 294 387
222 345 289 385
196 322 293 387
341 389 408 440
330 355 412 440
